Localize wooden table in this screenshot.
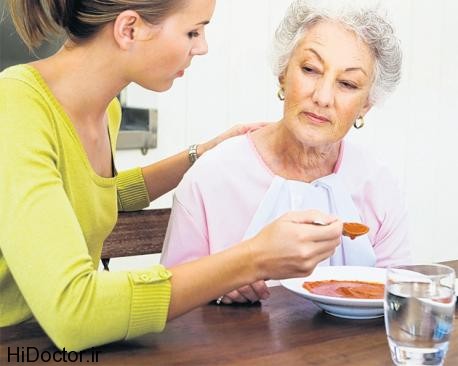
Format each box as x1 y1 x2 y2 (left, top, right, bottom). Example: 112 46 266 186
2 261 458 365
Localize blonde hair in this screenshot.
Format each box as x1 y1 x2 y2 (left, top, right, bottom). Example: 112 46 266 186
7 0 186 49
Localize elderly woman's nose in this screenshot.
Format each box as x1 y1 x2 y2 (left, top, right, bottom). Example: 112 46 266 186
311 79 334 108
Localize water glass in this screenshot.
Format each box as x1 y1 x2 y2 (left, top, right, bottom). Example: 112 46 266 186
384 264 456 365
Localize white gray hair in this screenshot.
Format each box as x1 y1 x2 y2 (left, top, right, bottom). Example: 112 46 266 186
271 0 402 104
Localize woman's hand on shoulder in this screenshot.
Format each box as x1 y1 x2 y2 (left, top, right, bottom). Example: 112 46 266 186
199 122 270 155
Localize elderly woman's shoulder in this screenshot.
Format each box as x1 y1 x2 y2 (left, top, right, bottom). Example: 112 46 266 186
199 134 254 166
177 133 267 195
183 134 260 181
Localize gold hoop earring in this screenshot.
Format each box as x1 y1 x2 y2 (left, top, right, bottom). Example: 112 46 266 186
277 87 285 101
354 116 365 129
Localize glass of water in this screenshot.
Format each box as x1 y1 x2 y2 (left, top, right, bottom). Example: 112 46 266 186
385 264 456 365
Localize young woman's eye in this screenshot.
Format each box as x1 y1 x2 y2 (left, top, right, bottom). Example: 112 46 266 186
187 31 200 38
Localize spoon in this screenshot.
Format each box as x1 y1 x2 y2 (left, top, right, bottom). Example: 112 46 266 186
312 220 369 240
342 222 369 239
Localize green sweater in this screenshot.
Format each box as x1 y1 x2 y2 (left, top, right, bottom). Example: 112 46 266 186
0 65 171 351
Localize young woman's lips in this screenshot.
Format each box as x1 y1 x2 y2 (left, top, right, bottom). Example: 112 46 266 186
177 70 185 77
303 112 330 124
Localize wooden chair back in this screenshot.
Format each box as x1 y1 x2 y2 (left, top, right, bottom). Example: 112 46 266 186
101 208 171 270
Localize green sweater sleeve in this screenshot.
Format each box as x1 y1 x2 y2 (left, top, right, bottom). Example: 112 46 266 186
0 70 171 351
116 168 151 211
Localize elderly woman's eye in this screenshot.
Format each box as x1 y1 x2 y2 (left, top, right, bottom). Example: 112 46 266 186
302 66 316 74
340 81 358 90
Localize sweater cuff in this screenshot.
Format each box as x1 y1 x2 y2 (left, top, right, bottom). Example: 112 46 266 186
125 265 172 339
116 167 150 211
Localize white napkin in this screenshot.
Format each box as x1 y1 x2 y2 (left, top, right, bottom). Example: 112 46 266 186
243 174 376 267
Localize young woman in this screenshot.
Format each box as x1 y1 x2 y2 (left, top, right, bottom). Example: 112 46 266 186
0 0 342 351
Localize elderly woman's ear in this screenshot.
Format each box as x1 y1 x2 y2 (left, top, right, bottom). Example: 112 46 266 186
361 100 373 117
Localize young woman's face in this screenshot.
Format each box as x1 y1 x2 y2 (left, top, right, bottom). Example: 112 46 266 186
132 0 216 91
280 21 374 147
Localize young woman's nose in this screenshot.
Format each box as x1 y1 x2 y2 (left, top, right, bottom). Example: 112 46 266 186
311 77 335 108
191 34 208 56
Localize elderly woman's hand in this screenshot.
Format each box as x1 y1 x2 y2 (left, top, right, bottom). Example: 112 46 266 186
199 122 269 156
218 280 270 304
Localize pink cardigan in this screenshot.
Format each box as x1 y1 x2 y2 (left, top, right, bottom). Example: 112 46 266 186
161 134 411 268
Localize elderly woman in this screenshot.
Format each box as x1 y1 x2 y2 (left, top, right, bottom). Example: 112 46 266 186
161 0 410 304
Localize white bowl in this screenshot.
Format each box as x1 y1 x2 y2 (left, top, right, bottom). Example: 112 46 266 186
280 266 386 319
